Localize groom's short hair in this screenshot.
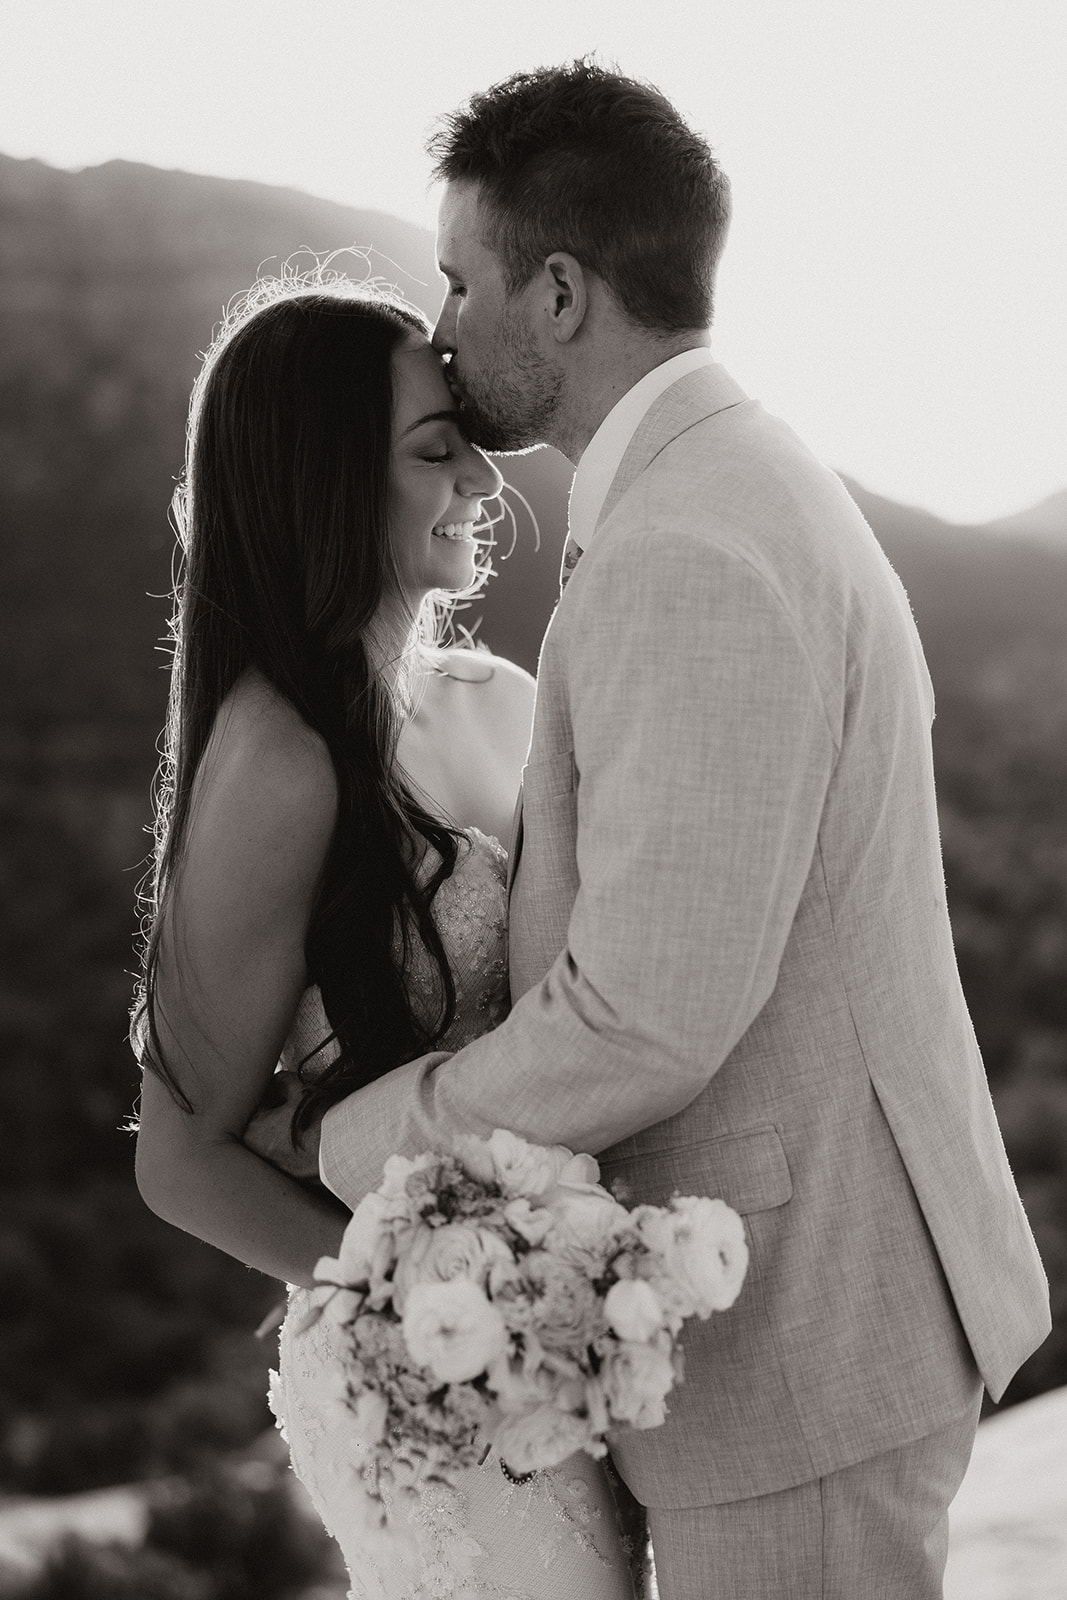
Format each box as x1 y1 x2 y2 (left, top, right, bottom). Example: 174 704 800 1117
428 58 731 335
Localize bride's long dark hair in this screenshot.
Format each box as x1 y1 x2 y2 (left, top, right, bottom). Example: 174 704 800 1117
132 278 470 1133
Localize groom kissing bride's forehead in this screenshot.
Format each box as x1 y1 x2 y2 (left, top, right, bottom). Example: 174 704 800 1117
313 58 1048 1599
426 60 731 462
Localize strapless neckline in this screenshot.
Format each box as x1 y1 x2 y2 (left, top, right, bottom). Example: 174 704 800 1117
462 824 506 856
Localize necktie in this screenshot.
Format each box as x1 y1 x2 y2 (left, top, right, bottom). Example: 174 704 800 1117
560 534 583 593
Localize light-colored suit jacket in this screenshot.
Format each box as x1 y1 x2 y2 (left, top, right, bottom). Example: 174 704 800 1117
321 363 1050 1507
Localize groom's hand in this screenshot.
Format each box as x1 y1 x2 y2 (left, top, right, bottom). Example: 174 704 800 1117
243 1070 324 1185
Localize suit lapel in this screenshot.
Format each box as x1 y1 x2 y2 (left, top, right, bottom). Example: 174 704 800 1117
510 367 747 907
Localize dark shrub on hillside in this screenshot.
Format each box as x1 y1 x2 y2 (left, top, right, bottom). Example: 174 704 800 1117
145 1464 331 1599
14 1537 211 1600
0 1178 279 1493
10 1463 339 1600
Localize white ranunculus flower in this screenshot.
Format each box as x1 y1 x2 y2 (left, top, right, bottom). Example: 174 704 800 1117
602 1336 676 1429
603 1277 664 1342
401 1280 508 1383
640 1197 749 1316
486 1129 575 1200
494 1404 594 1476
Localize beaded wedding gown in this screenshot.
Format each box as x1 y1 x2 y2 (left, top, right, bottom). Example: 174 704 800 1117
269 828 645 1600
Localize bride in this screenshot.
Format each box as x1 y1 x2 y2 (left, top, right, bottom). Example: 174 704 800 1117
132 278 642 1598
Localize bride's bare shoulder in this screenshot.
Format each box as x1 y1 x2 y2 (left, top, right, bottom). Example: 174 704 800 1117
435 645 535 699
431 649 537 774
192 669 337 860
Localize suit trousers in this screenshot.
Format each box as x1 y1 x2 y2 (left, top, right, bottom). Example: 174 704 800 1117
646 1384 983 1600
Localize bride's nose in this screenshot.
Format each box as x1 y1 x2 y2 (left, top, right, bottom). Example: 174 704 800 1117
460 444 503 501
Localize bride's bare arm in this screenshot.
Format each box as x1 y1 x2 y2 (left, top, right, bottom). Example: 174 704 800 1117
135 683 348 1285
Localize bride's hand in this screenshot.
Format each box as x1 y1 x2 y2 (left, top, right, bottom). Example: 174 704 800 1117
243 1070 324 1184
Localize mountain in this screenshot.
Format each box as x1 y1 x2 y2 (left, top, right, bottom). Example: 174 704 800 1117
1 148 1064 763
0 155 428 732
986 488 1067 543
0 153 571 740
840 476 1067 714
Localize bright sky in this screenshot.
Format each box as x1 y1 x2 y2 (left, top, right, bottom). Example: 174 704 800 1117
4 0 1064 522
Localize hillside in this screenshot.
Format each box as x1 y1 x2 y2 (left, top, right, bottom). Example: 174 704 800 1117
0 153 568 738
3 150 1063 726
0 155 427 729
844 476 1067 671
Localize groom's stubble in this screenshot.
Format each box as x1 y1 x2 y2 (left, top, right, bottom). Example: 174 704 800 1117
449 295 563 457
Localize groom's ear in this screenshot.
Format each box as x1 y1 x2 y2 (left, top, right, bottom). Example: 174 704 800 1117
541 253 587 344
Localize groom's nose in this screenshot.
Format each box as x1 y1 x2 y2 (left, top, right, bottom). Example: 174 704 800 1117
432 299 456 357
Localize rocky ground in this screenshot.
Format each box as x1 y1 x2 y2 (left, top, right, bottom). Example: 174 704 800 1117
1 1387 1064 1595
944 1385 1067 1600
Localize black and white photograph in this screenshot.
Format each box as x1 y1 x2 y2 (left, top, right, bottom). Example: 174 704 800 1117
0 2 1064 1596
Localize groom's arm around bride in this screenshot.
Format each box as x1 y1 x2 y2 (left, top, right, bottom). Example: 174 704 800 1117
274 61 1050 1600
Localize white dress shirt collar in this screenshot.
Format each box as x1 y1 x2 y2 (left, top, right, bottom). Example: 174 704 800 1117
567 346 715 552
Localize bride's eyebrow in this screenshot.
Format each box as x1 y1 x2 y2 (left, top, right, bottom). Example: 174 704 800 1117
399 408 462 438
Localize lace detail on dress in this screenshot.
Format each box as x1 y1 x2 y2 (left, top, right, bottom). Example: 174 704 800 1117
273 1285 638 1600
270 829 640 1598
277 828 510 1078
404 828 510 1052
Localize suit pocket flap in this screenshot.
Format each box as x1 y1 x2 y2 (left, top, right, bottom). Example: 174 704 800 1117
602 1126 792 1217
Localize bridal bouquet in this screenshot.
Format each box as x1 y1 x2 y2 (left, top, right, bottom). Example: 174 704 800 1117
303 1129 747 1530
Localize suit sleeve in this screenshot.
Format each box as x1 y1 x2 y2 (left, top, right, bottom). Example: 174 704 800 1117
320 519 837 1208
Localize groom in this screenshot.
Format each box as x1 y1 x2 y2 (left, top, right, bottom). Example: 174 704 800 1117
274 62 1049 1598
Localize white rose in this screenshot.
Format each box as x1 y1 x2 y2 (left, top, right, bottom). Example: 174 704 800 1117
494 1404 594 1476
392 1222 511 1308
486 1129 575 1200
641 1197 749 1317
523 1253 603 1352
602 1336 676 1430
401 1280 508 1383
603 1277 664 1343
